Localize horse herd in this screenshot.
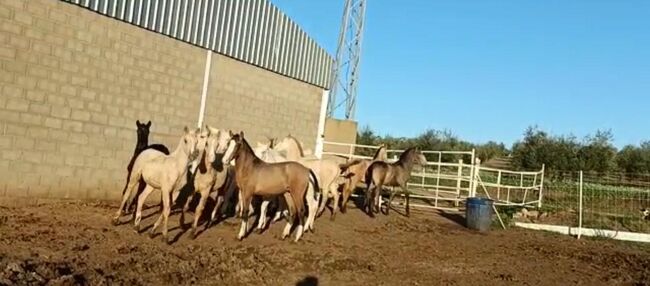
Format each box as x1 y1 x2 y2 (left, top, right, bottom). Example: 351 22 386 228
111 121 427 244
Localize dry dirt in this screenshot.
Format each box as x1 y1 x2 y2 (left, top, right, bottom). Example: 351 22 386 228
0 200 649 286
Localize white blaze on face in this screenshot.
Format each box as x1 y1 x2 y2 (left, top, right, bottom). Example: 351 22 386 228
216 131 231 154
206 136 218 163
222 139 237 165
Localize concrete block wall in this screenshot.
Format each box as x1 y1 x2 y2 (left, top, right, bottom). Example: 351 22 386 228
0 0 323 201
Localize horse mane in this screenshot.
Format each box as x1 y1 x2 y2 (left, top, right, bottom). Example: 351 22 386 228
240 136 263 165
398 147 417 162
287 135 304 157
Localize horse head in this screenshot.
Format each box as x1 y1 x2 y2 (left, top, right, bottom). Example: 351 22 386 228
222 131 245 166
181 126 200 161
135 120 152 147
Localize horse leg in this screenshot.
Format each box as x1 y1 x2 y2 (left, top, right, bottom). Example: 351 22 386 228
282 192 296 240
207 195 224 229
304 182 318 233
180 193 193 230
365 182 375 218
133 185 155 232
191 190 208 239
374 186 382 214
387 188 398 216
256 200 270 233
113 172 141 225
316 186 329 218
160 186 172 244
273 196 286 223
403 185 411 217
235 191 242 218
294 194 306 242
238 193 253 240
330 183 340 221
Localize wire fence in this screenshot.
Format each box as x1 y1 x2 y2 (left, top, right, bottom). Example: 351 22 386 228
513 171 650 237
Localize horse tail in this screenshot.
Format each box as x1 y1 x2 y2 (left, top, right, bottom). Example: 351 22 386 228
308 169 320 201
365 162 376 190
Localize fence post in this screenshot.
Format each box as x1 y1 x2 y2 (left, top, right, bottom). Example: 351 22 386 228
472 158 481 198
578 170 583 239
496 170 502 201
537 164 545 208
197 50 213 128
456 159 463 207
314 90 330 159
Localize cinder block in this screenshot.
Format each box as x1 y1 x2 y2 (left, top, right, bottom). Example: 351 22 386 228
90 113 107 124
27 65 48 78
62 120 83 132
64 154 84 167
70 109 90 121
43 117 62 129
51 106 71 119
1 21 22 35
6 98 28 111
48 129 68 141
13 11 31 25
28 102 49 115
19 112 41 125
0 45 16 59
22 150 42 163
37 79 57 93
28 126 48 139
35 140 55 151
32 41 52 55
5 123 26 136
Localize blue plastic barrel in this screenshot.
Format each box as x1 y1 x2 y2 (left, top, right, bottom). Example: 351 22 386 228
465 197 494 232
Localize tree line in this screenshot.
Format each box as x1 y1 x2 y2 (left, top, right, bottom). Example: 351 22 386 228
356 125 650 174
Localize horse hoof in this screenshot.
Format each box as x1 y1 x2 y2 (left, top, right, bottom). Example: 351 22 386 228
133 225 140 233
148 232 156 239
256 228 264 234
111 218 120 226
330 215 336 221
191 231 198 240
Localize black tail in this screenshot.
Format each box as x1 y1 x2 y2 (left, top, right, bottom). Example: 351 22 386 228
308 169 320 201
365 162 377 189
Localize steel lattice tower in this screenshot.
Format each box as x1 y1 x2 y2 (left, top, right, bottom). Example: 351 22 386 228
327 0 366 120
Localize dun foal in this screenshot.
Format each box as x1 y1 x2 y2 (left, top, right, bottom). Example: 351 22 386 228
222 132 318 242
114 126 199 244
365 147 427 217
338 145 388 213
180 126 231 239
122 120 170 214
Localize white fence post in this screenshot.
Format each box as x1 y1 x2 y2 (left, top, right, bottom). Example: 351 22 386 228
456 159 463 207
314 89 330 159
197 50 213 128
578 170 583 239
537 164 545 208
472 158 481 198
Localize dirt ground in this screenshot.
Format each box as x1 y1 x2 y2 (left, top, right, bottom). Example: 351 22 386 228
0 200 649 286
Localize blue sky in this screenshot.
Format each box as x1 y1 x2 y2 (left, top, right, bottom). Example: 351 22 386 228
271 1 650 148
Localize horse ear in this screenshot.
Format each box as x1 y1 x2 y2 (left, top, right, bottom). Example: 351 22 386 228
184 126 189 134
205 125 211 136
239 131 245 138
229 130 234 137
146 121 151 128
136 120 141 126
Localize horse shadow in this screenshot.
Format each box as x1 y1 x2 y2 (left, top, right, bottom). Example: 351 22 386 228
296 276 318 286
436 210 466 227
